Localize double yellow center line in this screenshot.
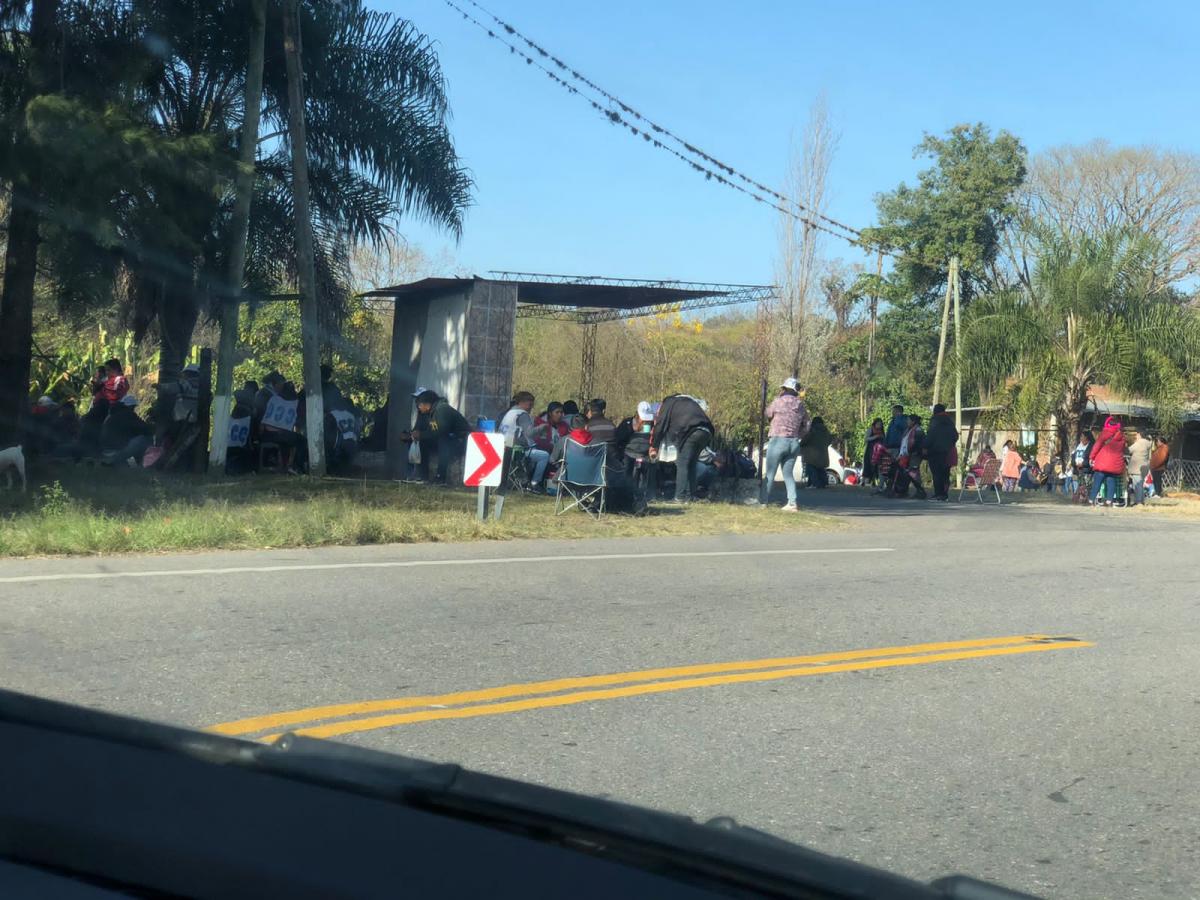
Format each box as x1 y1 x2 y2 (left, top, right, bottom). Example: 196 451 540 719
210 634 1090 742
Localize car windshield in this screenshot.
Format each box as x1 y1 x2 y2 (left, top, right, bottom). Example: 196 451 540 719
1 2 1198 899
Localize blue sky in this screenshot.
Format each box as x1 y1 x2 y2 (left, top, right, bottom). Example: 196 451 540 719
384 0 1199 285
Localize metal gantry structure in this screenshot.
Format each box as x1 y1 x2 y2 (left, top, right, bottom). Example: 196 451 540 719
491 271 777 401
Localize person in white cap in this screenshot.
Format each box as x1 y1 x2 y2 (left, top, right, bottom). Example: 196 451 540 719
750 376 811 511
614 400 656 479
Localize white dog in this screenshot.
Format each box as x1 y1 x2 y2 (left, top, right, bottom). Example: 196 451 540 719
0 445 26 492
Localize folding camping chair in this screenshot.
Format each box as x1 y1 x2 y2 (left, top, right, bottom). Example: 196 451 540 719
555 439 607 518
958 457 1002 503
503 444 531 494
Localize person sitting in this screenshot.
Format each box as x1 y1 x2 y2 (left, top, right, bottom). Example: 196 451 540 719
971 445 996 479
253 372 283 424
101 358 130 406
553 414 593 464
50 401 79 452
583 399 616 444
410 389 469 485
325 398 361 475
1017 459 1042 491
225 388 255 475
615 401 655 478
319 363 345 413
534 401 569 452
561 400 580 418
259 379 303 472
100 394 153 466
78 365 111 456
500 391 551 492
25 394 59 457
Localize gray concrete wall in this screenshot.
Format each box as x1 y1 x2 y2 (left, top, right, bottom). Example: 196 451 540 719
462 280 517 423
415 290 470 413
385 296 430 477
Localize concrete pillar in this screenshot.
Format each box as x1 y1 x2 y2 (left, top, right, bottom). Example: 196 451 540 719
463 280 517 422
386 295 430 478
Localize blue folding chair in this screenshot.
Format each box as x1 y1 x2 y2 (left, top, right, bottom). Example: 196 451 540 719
555 439 608 518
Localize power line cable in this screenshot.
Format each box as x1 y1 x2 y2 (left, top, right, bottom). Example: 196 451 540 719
443 0 961 273
464 0 865 240
441 0 870 249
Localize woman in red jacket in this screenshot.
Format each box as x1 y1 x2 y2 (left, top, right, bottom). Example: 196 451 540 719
1088 416 1127 506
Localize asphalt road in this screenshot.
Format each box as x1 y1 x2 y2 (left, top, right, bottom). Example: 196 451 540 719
2 490 1198 899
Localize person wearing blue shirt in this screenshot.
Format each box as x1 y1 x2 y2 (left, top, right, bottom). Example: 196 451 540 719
884 405 908 451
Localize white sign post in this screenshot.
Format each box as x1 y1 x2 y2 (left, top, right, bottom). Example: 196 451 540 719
464 432 504 521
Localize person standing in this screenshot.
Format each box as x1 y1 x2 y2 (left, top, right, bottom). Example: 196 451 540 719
862 418 885 487
1150 435 1170 499
999 440 1022 491
751 377 810 510
925 403 959 501
649 394 713 503
1126 428 1153 506
799 415 833 489
892 414 927 498
1088 417 1127 506
884 404 907 455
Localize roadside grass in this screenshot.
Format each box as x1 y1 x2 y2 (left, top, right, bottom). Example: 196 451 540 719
0 469 837 557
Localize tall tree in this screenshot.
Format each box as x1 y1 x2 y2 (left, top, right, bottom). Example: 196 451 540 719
1007 140 1200 293
210 0 267 468
960 229 1200 456
773 96 836 382
0 0 58 444
90 0 472 386
281 0 323 475
862 123 1027 307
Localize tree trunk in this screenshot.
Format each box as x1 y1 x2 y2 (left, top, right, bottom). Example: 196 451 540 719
157 277 200 388
210 0 268 469
0 196 40 445
282 0 325 476
0 0 59 446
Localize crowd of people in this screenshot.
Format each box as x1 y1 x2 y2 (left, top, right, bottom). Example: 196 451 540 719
19 360 366 476
858 406 1172 508
859 403 960 501
19 360 1176 514
387 377 841 513
395 386 786 509
23 357 191 469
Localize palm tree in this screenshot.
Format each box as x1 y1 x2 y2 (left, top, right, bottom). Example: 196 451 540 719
127 0 472 385
959 228 1200 456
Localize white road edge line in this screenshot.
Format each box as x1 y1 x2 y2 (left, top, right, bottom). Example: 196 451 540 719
0 547 893 584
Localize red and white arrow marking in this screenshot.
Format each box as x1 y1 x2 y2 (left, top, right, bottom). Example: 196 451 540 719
464 432 504 487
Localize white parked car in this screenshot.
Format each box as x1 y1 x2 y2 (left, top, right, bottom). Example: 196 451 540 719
792 444 852 485
755 444 852 485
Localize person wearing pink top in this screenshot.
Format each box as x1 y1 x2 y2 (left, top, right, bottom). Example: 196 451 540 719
999 440 1023 491
751 377 811 511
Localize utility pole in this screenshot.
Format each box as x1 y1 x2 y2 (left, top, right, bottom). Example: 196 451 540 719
210 0 267 470
951 256 963 487
862 248 883 419
931 257 956 407
282 0 325 476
